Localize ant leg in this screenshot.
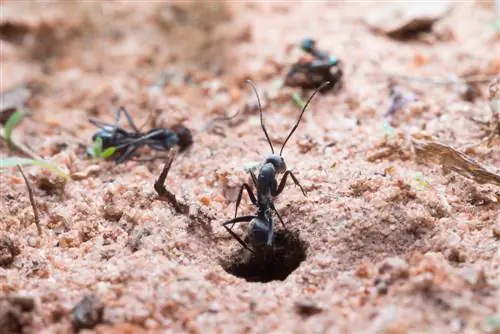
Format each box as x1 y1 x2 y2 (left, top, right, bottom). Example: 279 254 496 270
115 106 140 133
275 170 307 197
88 118 115 131
249 170 258 187
222 215 257 253
114 129 164 150
270 203 286 230
115 144 140 164
234 183 257 220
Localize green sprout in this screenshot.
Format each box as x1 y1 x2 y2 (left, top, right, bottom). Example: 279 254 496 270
292 92 306 109
4 109 25 149
414 172 431 189
89 137 117 159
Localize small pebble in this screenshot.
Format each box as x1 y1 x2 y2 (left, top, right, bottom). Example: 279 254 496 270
492 224 500 239
0 236 20 267
294 299 323 317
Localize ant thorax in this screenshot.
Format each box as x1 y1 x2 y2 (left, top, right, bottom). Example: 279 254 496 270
264 154 287 174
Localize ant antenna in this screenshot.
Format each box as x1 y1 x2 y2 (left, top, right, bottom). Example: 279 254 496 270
246 80 274 154
280 81 330 156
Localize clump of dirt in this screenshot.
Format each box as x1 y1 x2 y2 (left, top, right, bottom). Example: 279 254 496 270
221 229 307 283
0 296 35 334
0 235 20 267
71 295 104 332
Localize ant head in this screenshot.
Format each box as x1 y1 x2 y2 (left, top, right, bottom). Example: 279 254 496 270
171 125 193 151
265 154 286 174
300 38 316 53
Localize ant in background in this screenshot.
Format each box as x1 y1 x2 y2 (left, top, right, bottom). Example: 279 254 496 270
285 38 343 93
89 107 193 164
222 81 329 254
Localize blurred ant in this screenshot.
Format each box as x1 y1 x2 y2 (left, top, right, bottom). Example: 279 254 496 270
222 81 329 253
285 38 342 93
89 107 193 164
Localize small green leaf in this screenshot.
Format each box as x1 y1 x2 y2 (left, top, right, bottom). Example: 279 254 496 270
0 157 69 179
90 136 103 158
4 110 25 149
89 136 116 159
101 147 117 159
292 92 306 109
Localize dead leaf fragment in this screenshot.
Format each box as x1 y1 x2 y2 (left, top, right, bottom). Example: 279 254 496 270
412 136 500 187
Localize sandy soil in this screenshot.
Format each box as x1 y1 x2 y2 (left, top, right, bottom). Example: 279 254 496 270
1 1 499 333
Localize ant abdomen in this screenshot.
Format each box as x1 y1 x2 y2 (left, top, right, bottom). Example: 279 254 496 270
249 217 274 247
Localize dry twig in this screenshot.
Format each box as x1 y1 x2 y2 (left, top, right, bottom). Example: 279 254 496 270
154 149 213 231
154 149 189 214
17 165 42 235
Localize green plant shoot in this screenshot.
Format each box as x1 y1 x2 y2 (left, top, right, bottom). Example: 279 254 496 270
4 109 25 149
89 137 117 159
414 172 431 189
292 92 306 109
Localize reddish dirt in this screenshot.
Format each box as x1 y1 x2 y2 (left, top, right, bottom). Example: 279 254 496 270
1 2 499 333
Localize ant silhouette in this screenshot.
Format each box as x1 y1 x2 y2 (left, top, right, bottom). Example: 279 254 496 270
89 107 193 164
222 81 329 254
285 38 342 93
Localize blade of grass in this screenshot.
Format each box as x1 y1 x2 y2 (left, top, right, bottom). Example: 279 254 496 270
4 109 25 149
0 157 69 179
292 92 306 109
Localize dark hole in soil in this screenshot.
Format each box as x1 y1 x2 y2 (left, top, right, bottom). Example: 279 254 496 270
221 229 307 283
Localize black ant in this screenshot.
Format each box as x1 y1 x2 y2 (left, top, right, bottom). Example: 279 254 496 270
222 81 329 254
89 107 193 164
285 38 342 93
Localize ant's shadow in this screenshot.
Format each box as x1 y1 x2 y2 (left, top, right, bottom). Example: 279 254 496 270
220 230 308 283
